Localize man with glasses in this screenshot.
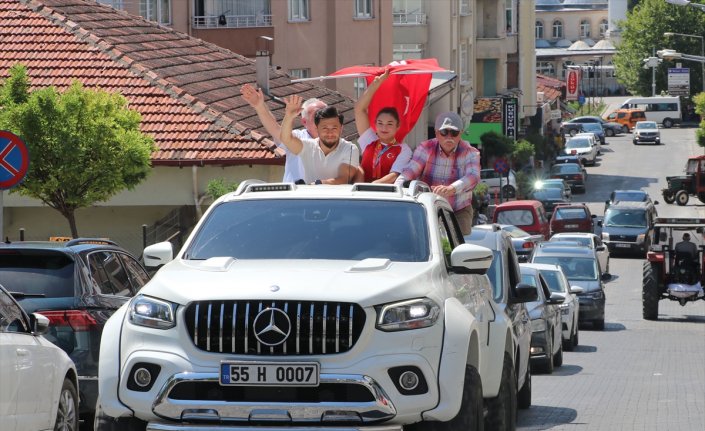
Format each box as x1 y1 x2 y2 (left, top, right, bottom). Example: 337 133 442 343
397 112 480 234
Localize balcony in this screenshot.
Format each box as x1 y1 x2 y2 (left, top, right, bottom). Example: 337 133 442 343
393 12 427 25
192 14 272 29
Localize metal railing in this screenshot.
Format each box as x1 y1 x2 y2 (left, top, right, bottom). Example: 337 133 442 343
192 14 272 29
392 12 426 25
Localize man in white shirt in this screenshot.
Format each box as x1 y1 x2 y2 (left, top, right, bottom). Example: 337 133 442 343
280 95 359 184
240 84 326 182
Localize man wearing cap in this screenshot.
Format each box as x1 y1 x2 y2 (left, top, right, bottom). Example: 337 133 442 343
397 112 480 235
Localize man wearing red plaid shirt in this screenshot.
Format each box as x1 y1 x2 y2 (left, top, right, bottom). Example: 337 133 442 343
397 112 480 235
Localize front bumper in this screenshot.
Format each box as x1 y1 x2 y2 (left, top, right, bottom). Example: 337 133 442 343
575 296 605 321
529 330 549 359
605 241 646 255
147 424 403 431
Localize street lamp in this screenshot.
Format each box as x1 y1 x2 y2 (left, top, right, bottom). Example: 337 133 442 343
665 0 705 12
664 32 705 93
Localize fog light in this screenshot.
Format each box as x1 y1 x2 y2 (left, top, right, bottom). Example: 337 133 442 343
531 346 544 354
398 371 419 391
134 367 152 388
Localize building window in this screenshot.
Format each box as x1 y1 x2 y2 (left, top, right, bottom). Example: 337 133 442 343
289 69 311 80
140 0 170 25
393 43 424 61
552 20 563 39
289 0 310 22
355 0 373 18
192 0 272 28
599 19 608 37
459 42 469 84
536 61 555 76
459 0 471 16
354 77 367 98
506 0 516 34
535 20 544 39
393 0 426 25
580 19 591 38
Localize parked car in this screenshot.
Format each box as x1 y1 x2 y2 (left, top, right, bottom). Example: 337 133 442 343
633 121 661 145
558 136 597 166
549 162 587 193
534 178 572 200
574 132 601 156
0 238 151 425
493 199 551 240
0 283 79 431
464 224 537 409
97 181 538 430
560 115 623 137
519 265 564 374
604 189 654 213
550 203 595 236
550 233 611 276
529 187 571 216
480 168 518 198
603 108 647 132
521 263 582 351
598 201 658 256
473 224 544 263
530 244 610 330
578 122 606 146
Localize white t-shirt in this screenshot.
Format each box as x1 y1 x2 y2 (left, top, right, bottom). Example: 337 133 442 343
358 128 413 173
298 137 360 184
277 129 310 182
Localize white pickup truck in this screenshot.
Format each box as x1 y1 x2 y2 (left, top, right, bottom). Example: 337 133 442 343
96 181 536 431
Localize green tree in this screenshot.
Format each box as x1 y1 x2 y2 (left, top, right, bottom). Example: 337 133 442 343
206 178 240 200
614 0 705 96
694 92 705 147
0 65 155 237
479 131 515 159
512 139 535 169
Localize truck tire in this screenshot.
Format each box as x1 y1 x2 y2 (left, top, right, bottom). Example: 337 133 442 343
503 185 516 199
623 125 629 133
540 335 554 374
430 365 484 431
593 319 605 330
698 192 705 204
553 338 563 367
663 118 673 128
605 128 614 137
643 261 660 320
485 354 517 431
676 190 689 206
54 378 78 431
569 129 577 136
663 190 675 204
517 361 531 410
94 403 147 431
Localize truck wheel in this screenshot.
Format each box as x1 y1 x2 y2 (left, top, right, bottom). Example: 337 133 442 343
572 322 579 349
643 261 660 320
569 129 577 136
485 354 517 431
540 336 554 374
663 190 675 204
431 365 484 431
623 125 629 133
553 337 563 367
502 185 516 198
663 118 673 128
517 361 531 410
593 319 605 331
54 378 78 431
698 192 705 204
94 403 147 431
676 190 689 206
605 128 614 137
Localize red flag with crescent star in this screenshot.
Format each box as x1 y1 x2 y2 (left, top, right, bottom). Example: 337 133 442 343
330 59 446 143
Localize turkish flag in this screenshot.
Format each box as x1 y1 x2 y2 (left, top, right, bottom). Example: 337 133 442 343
330 59 445 143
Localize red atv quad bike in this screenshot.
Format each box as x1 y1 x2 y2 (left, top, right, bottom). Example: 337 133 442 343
643 218 705 320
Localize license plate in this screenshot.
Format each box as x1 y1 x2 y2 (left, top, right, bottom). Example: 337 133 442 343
220 362 319 386
615 243 631 248
565 224 578 229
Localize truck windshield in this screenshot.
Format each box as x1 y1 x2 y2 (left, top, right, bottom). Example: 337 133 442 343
185 199 430 262
604 209 646 228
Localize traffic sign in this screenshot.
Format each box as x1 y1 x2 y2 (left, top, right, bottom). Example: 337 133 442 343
0 131 29 190
494 158 509 175
578 94 586 106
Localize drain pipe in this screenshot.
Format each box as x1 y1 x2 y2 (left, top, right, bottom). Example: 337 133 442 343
192 165 203 219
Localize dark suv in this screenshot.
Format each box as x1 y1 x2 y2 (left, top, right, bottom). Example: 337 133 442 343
597 201 658 256
0 238 150 427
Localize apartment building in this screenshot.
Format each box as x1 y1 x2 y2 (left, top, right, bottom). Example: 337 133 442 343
99 0 392 98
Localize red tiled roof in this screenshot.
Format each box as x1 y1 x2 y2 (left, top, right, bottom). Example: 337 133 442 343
536 74 563 102
0 0 357 166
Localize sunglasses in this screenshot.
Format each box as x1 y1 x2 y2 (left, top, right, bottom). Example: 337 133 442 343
439 129 460 137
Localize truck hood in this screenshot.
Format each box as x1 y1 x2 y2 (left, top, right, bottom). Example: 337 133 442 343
603 225 647 236
140 258 440 308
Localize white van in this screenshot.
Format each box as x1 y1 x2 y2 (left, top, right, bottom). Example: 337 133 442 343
619 96 681 128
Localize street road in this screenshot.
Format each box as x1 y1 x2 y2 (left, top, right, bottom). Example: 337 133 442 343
517 125 705 430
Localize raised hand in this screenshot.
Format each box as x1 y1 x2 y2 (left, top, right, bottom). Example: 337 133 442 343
284 94 303 117
240 84 265 108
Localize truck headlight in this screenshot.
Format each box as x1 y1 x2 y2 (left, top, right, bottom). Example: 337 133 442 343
602 232 609 241
589 290 604 300
531 319 546 332
129 295 176 329
376 298 440 332
636 234 645 243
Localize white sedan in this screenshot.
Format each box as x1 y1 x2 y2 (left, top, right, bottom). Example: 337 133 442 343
550 232 611 276
522 263 582 351
0 285 78 431
558 136 597 166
